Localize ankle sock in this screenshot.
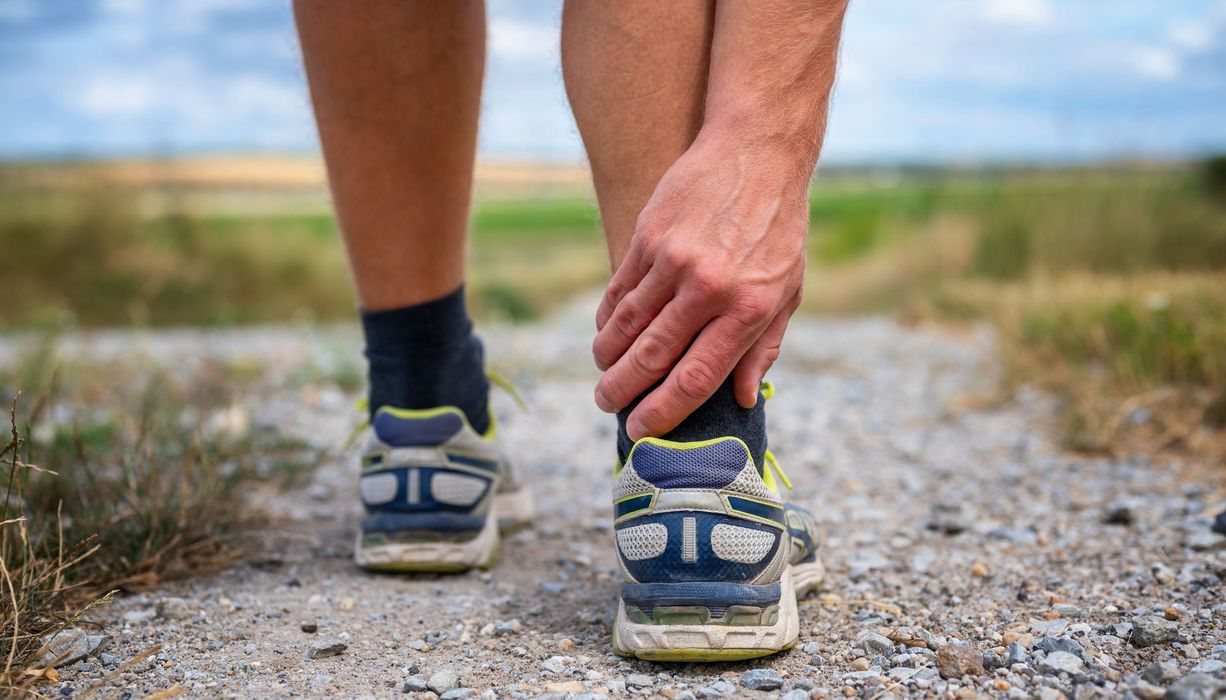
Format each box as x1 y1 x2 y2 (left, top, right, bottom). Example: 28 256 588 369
360 284 490 434
616 378 767 469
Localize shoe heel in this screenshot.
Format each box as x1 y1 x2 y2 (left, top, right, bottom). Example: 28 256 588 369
356 503 501 573
612 565 804 662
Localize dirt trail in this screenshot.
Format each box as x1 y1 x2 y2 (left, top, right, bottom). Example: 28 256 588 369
33 299 1226 698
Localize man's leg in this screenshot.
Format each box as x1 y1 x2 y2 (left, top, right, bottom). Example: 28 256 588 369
295 0 489 431
564 1 831 662
296 1 532 573
562 0 766 467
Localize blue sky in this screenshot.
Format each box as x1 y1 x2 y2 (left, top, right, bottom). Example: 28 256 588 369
1 0 1223 163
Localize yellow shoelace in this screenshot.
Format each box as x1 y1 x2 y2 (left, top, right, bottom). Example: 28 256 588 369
758 381 793 491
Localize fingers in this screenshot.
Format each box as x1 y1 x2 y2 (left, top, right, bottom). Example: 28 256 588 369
594 298 705 412
625 314 766 440
591 268 673 371
732 307 792 408
595 240 650 332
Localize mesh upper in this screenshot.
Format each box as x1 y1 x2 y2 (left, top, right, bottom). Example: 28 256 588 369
628 438 750 490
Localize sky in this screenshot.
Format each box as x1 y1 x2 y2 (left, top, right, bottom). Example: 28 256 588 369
0 0 1223 164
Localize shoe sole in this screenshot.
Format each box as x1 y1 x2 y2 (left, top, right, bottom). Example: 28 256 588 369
355 489 534 573
611 559 825 662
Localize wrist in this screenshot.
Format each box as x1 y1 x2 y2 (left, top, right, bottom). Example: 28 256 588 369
693 117 818 193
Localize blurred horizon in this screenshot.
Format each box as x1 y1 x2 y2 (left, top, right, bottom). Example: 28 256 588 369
2 0 1224 165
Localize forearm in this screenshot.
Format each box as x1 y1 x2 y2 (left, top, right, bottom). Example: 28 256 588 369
702 0 848 182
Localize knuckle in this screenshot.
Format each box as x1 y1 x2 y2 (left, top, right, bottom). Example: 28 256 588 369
598 377 629 408
733 292 773 322
605 280 627 302
631 331 673 375
675 356 720 402
688 265 728 300
613 305 641 338
657 242 689 272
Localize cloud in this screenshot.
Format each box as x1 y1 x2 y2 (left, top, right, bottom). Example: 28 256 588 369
1169 20 1213 52
981 0 1053 28
1132 46 1181 80
1 0 1223 161
489 18 557 62
76 75 155 117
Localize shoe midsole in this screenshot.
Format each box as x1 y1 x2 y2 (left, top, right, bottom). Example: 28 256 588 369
621 581 782 610
362 511 487 535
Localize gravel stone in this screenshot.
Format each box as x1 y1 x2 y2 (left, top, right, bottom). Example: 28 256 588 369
1031 636 1088 662
936 641 984 679
855 632 894 656
1213 511 1226 535
428 670 460 694
738 669 784 691
1132 681 1167 700
1004 641 1031 667
305 640 347 659
1184 531 1225 551
403 677 429 693
156 597 191 621
1132 616 1180 647
626 674 654 689
1104 498 1139 525
1194 660 1226 675
927 503 971 535
982 649 1004 670
1164 673 1226 700
1143 661 1182 685
1035 651 1085 675
39 630 110 668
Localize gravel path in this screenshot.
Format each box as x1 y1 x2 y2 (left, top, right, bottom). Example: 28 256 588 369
29 298 1226 699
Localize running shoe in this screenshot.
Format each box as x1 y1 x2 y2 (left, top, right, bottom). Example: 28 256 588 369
610 431 823 661
354 402 533 573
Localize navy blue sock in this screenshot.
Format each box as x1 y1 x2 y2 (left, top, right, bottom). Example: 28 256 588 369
361 285 490 434
616 379 767 469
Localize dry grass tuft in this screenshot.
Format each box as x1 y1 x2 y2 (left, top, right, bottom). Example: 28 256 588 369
1 394 113 695
0 342 325 693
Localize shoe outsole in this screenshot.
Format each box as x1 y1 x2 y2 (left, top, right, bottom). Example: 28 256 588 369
355 489 532 574
611 561 825 662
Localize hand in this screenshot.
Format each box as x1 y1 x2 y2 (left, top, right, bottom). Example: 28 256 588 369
592 129 809 440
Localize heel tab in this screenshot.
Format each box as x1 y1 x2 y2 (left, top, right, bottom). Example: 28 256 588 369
626 436 753 491
372 406 469 447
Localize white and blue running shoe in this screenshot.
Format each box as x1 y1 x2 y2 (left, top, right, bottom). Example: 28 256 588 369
610 433 823 661
354 405 533 572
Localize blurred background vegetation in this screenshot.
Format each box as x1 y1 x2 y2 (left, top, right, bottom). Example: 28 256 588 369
2 156 1223 459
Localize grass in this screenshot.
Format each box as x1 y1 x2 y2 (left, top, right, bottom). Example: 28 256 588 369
0 338 327 691
803 164 1226 459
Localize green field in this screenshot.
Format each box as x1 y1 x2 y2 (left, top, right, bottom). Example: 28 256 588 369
2 161 1224 457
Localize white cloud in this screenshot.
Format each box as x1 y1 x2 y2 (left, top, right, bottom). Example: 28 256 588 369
76 75 155 117
1168 20 1212 53
1133 47 1180 80
981 0 1053 28
489 18 556 62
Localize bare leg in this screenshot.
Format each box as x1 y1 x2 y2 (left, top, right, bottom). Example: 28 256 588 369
563 1 768 463
294 0 484 310
562 1 715 270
